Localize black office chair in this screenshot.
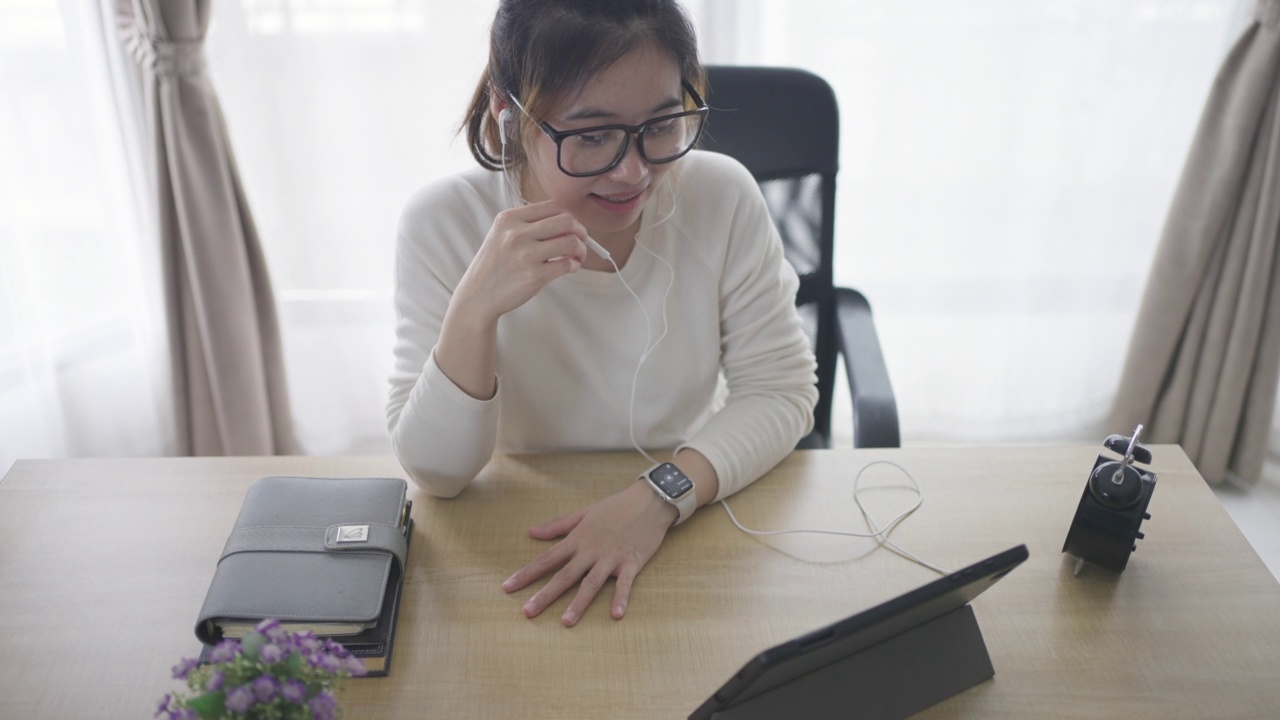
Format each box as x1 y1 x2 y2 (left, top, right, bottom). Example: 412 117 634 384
700 65 899 449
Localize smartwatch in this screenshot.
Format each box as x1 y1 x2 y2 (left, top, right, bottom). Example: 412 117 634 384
640 462 697 526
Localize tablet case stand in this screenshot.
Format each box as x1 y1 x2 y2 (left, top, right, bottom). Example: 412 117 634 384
711 604 994 720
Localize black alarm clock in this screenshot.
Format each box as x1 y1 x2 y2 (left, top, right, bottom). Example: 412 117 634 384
1062 424 1156 574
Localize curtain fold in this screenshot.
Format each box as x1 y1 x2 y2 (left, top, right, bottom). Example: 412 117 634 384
116 0 296 455
1111 0 1280 485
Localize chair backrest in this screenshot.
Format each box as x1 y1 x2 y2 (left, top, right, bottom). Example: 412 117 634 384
700 65 840 447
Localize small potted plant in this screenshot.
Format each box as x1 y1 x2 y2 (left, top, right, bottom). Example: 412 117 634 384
157 619 367 720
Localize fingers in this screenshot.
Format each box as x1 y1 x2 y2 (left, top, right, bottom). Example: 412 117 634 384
501 505 588 596
464 202 588 318
516 559 638 626
505 483 673 626
611 563 639 620
502 198 567 223
502 543 570 594
562 565 613 627
529 507 588 540
497 202 588 252
524 215 588 265
522 560 590 620
490 207 587 282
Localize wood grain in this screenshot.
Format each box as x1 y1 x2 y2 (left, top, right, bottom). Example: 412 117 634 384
0 447 1277 719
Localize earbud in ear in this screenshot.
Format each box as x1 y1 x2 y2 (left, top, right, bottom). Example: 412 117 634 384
498 108 512 146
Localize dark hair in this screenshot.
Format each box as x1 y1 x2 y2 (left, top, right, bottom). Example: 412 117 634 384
464 0 706 171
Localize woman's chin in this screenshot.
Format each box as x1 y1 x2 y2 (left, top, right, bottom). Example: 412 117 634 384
582 198 645 236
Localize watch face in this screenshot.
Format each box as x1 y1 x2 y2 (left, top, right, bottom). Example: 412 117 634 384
649 463 694 499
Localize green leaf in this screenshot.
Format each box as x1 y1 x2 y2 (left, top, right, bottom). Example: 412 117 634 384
186 691 226 719
241 631 266 659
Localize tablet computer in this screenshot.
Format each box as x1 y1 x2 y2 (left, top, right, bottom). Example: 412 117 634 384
689 544 1029 720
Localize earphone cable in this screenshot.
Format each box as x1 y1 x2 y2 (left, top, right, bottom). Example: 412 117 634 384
720 460 951 576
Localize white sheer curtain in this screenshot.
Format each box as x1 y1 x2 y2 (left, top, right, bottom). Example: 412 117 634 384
203 0 499 454
0 0 172 475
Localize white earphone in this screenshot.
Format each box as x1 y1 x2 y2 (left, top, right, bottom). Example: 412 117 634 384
498 107 512 146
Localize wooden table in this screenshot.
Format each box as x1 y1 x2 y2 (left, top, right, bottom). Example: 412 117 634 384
1 446 1278 718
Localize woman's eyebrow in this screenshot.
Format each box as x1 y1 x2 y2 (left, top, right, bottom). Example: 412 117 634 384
563 96 683 122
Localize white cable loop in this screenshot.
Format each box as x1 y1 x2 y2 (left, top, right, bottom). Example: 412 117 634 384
720 460 950 576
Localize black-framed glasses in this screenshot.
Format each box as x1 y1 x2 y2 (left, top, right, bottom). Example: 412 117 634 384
509 81 709 177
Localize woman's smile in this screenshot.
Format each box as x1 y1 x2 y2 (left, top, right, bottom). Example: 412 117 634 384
590 188 646 214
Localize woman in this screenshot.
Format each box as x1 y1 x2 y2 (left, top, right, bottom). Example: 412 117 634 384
387 0 817 627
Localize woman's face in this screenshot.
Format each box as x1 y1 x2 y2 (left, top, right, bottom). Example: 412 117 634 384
519 43 684 242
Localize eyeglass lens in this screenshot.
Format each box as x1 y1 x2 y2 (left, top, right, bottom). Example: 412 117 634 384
559 113 703 175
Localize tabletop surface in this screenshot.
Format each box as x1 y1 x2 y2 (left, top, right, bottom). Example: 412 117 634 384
2 445 1279 719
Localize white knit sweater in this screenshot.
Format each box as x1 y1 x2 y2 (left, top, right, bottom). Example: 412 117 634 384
387 150 817 499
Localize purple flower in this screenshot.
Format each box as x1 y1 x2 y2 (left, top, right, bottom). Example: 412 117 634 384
154 693 172 718
224 685 255 714
344 655 368 677
309 691 339 720
280 678 307 704
259 643 284 663
294 631 321 653
315 652 342 674
255 618 287 642
208 639 240 664
167 710 196 720
323 638 350 658
170 658 199 680
251 674 280 702
205 670 225 693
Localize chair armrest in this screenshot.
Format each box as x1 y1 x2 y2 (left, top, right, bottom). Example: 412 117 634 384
835 287 900 448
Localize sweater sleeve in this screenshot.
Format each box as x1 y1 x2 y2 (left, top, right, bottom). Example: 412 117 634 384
386 180 500 498
676 158 819 501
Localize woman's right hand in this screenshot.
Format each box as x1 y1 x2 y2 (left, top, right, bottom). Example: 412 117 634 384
432 200 589 400
453 200 589 323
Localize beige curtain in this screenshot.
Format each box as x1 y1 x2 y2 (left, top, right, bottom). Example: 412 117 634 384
117 0 296 455
1111 0 1280 485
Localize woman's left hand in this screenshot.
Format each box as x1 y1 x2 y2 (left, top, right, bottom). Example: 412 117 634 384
502 480 678 626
